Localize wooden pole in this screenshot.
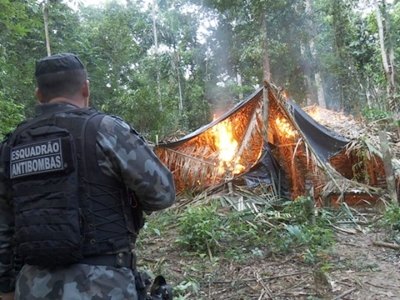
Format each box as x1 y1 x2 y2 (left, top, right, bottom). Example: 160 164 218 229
379 131 398 204
262 82 270 143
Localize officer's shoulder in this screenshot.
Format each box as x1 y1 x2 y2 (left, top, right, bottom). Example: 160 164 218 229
100 114 146 142
100 114 130 129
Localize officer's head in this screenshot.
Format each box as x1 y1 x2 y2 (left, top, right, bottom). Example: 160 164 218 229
35 53 89 107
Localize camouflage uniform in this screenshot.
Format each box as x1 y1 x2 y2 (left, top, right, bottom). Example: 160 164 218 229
16 264 137 300
0 103 176 299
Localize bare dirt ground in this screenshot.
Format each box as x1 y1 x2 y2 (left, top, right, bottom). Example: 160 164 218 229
138 208 400 300
330 230 400 300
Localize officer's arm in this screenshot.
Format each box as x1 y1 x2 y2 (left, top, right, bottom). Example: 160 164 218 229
97 116 176 211
0 144 15 296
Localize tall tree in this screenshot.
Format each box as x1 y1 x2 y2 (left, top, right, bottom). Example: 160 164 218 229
2 0 398 140
42 0 51 56
261 12 271 82
303 0 326 107
375 0 397 112
152 0 163 111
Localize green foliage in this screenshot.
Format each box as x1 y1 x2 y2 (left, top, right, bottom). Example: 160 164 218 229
378 204 400 245
267 197 335 263
381 204 400 232
0 0 31 37
176 204 225 254
0 1 41 117
174 280 200 299
0 0 398 140
136 210 176 248
221 210 271 262
176 203 273 259
281 196 317 224
0 96 24 139
275 224 334 264
361 107 391 121
176 197 335 265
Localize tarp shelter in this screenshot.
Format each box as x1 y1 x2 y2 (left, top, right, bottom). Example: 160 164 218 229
155 81 388 204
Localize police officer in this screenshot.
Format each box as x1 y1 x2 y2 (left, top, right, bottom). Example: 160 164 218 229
0 53 176 299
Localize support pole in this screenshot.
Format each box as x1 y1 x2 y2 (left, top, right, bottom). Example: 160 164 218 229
379 131 398 205
262 81 270 143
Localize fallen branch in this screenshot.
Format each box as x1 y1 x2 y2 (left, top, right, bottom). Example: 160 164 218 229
330 224 357 235
211 271 310 285
274 279 308 296
372 240 400 250
336 220 375 226
276 291 317 298
333 287 357 300
365 280 400 289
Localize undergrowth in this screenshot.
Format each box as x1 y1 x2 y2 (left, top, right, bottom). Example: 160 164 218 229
175 196 336 265
379 203 400 244
138 198 400 299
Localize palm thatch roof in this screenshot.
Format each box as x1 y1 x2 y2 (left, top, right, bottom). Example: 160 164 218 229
155 81 398 206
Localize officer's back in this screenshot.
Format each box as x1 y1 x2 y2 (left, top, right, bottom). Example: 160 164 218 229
0 53 176 300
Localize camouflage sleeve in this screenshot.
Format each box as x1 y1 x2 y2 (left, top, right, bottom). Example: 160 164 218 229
96 115 176 211
0 142 15 294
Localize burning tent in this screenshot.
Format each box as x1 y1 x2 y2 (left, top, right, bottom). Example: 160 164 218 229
155 81 391 205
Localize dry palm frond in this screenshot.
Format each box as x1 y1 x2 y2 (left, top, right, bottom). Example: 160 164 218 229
320 163 383 201
344 140 359 156
363 138 384 158
216 184 282 213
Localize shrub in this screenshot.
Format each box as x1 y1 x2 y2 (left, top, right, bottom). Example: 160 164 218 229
176 204 225 254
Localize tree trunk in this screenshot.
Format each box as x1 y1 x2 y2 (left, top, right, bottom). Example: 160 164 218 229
174 51 184 112
301 42 317 106
305 0 326 108
383 2 397 112
42 1 51 56
237 72 243 100
375 0 397 111
315 72 326 108
177 71 183 112
261 13 271 82
152 0 162 111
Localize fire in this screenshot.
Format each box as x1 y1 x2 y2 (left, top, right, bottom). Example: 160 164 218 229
211 118 245 175
305 107 323 123
275 117 297 138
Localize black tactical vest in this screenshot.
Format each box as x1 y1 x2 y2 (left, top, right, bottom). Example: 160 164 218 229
2 106 138 267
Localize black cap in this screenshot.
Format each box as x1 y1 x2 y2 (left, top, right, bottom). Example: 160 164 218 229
35 53 85 78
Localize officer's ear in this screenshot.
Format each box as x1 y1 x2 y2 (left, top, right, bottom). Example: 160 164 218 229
35 87 45 103
82 80 90 107
82 80 89 98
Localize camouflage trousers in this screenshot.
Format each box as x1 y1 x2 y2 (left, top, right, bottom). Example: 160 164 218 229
15 264 138 300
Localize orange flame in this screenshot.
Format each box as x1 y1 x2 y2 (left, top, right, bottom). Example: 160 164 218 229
211 118 245 175
275 117 297 138
305 107 323 123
